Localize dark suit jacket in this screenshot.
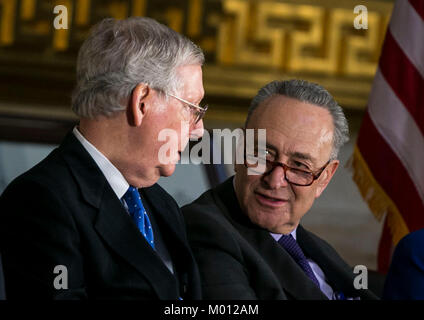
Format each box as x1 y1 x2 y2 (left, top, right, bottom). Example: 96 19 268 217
182 177 378 300
384 229 424 300
0 132 201 299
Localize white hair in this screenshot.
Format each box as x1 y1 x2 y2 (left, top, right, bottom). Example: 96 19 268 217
71 17 204 118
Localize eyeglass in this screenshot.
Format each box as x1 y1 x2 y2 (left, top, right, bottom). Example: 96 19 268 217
167 93 208 124
244 151 330 186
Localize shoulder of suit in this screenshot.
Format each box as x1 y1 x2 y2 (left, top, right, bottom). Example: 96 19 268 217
182 186 247 240
181 188 220 217
401 229 424 245
181 188 246 256
2 146 67 192
395 229 424 257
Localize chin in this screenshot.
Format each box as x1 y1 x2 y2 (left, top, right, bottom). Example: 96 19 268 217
128 176 157 188
160 163 176 177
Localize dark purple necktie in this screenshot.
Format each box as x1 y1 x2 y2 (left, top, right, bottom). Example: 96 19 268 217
278 234 320 288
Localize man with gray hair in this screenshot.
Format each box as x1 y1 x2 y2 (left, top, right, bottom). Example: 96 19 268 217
0 17 206 299
183 79 377 300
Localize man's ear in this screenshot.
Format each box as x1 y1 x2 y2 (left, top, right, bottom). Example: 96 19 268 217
314 160 339 198
130 83 150 127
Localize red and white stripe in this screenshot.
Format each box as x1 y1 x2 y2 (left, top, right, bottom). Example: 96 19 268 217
356 0 424 272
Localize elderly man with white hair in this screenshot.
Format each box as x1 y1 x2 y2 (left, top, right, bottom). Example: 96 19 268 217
0 17 207 300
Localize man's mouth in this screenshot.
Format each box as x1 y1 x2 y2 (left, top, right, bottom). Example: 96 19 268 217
254 191 288 207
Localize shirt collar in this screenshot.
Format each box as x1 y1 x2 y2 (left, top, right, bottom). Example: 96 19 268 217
270 228 297 242
73 126 129 199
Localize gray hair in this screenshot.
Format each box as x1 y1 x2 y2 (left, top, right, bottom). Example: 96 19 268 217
246 80 349 160
72 17 204 118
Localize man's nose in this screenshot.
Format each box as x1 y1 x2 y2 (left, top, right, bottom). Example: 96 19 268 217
189 119 204 139
263 165 289 189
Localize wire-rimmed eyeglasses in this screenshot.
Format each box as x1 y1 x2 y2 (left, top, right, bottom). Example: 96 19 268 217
167 93 208 124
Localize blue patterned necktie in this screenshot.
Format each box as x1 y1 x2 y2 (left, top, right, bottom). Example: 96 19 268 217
122 186 155 249
278 234 320 288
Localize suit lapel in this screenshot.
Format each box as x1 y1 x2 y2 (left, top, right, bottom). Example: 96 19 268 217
95 192 179 299
236 222 327 299
298 225 378 299
142 186 194 273
60 132 179 299
213 178 327 300
142 186 187 251
141 185 202 299
296 226 349 293
297 225 377 299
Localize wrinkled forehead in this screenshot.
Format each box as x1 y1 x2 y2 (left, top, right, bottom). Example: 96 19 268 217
247 95 334 161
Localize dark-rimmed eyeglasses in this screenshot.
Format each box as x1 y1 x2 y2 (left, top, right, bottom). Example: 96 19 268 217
167 93 208 124
244 152 330 186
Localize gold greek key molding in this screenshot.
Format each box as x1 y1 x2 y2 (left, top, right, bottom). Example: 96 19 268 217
0 0 394 114
217 0 390 77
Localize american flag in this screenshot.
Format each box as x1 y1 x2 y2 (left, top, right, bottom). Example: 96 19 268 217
350 0 424 273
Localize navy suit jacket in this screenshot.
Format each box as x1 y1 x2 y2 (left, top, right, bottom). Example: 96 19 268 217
384 229 424 299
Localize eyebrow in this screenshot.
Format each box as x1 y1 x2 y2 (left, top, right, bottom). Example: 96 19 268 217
289 151 315 162
264 143 316 163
